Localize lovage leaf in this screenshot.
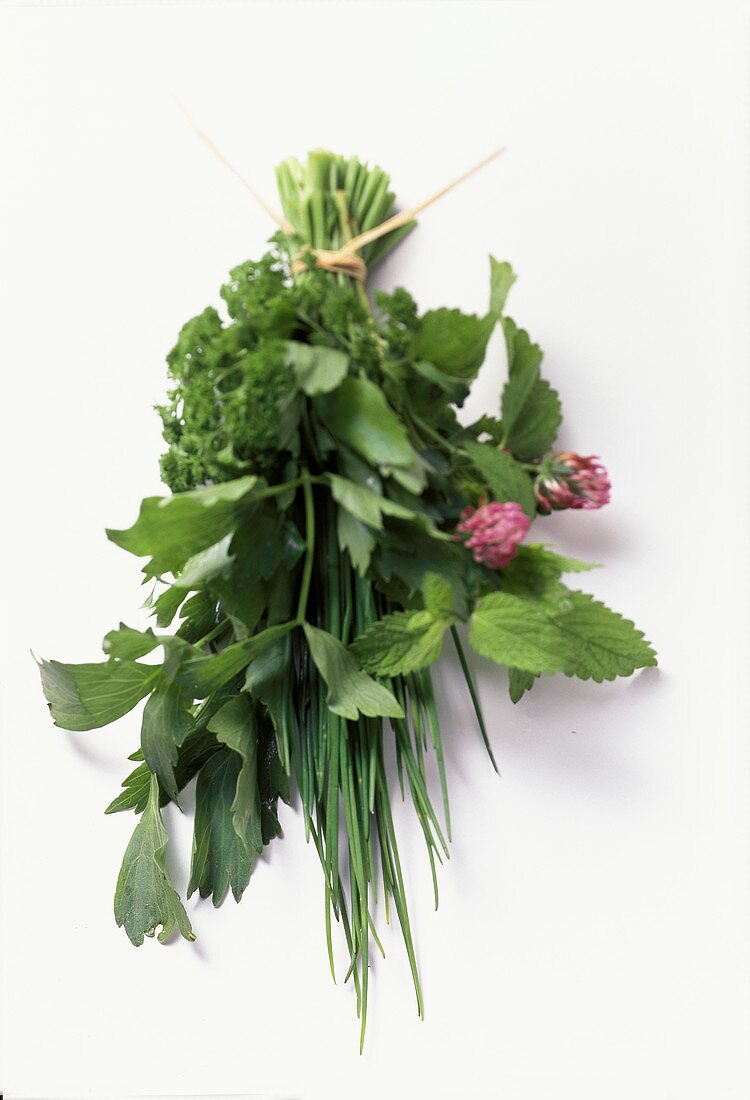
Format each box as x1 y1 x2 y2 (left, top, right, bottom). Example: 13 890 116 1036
302 623 404 721
140 681 195 802
105 724 219 814
315 376 417 470
187 749 255 905
114 774 195 946
102 623 162 661
107 476 259 578
176 622 296 698
286 341 349 395
328 474 414 529
39 658 159 731
207 695 264 858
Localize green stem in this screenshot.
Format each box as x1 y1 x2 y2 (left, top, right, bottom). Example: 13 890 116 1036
296 470 316 622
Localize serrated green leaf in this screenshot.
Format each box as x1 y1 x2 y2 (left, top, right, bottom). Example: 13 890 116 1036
489 256 516 317
140 681 195 802
469 592 573 675
470 588 657 681
501 320 561 460
508 667 537 703
412 308 495 380
286 341 349 395
107 476 259 578
187 749 254 905
207 695 263 858
421 572 454 617
315 377 416 470
350 609 450 677
462 441 536 517
302 623 404 721
114 774 195 946
39 658 159 731
555 591 658 682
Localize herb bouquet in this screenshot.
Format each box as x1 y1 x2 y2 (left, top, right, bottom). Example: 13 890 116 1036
40 149 656 1044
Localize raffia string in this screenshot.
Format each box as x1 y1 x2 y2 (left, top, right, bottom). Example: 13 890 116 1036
178 102 505 283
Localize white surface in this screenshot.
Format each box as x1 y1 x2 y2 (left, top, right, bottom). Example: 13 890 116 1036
1 2 749 1099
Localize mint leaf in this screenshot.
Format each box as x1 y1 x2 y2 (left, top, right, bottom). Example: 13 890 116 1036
302 623 404 721
187 749 254 905
508 668 537 703
501 319 561 460
207 695 264 859
350 609 450 677
489 256 516 317
555 591 657 682
500 544 593 611
286 341 349 395
107 476 259 578
39 658 159 731
140 682 195 801
469 592 573 675
412 308 495 380
315 377 417 470
470 588 657 681
114 774 195 946
462 441 535 516
421 572 455 617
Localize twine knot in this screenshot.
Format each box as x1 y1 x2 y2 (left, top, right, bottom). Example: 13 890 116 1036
291 248 368 282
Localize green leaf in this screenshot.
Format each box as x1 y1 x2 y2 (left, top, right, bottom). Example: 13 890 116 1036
554 591 658 682
328 474 414 528
350 610 451 677
102 623 161 661
489 256 516 317
469 592 572 675
187 749 254 905
177 622 296 698
140 682 195 802
337 508 375 576
39 658 159 731
501 320 561 460
462 441 536 517
508 667 537 703
302 623 404 721
114 774 195 946
105 724 218 814
315 377 417 470
470 589 657 681
207 695 263 858
412 308 495 380
107 476 259 578
285 341 349 395
421 572 455 617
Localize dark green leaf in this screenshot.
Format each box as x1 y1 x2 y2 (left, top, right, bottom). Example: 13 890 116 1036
177 622 296 698
140 682 195 801
187 749 255 905
102 624 161 661
412 308 495 380
508 668 537 703
207 695 264 857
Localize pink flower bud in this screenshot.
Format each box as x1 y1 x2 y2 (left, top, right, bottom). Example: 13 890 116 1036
455 500 530 569
534 452 611 512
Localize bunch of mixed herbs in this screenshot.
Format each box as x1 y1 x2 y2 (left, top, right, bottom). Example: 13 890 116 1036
40 150 655 1045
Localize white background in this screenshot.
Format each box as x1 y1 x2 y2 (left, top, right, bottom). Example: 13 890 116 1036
2 2 749 1098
